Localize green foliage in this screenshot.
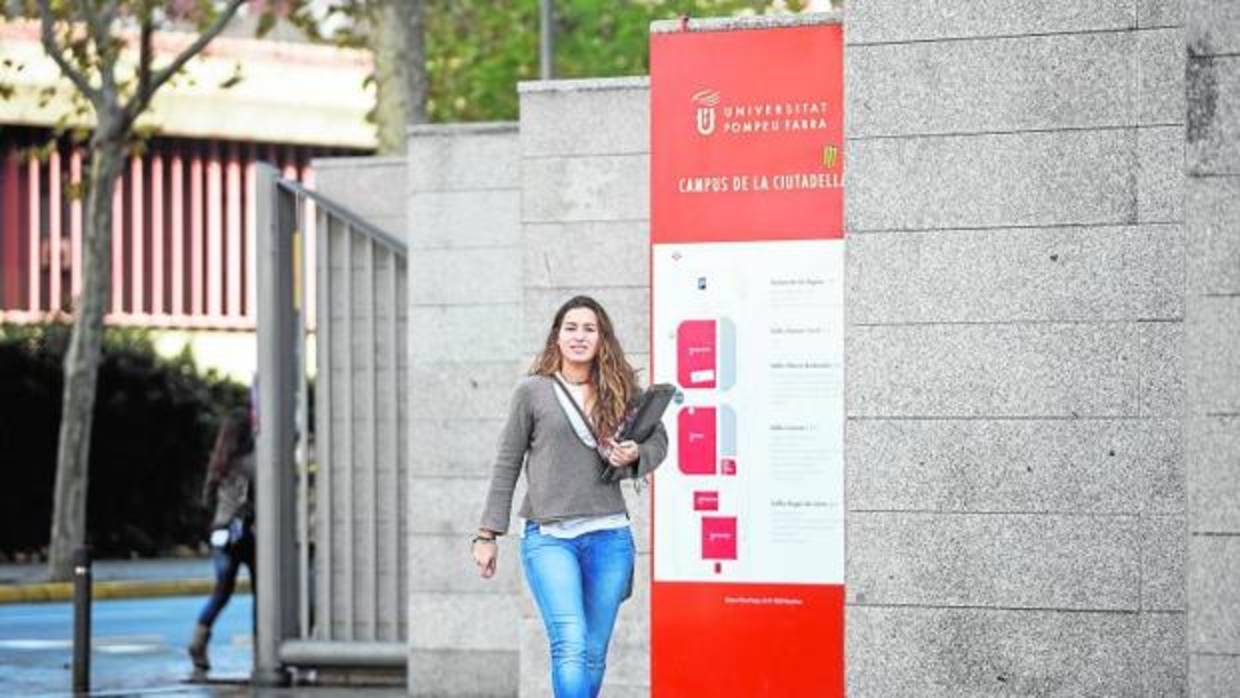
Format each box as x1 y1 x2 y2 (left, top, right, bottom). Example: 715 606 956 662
424 0 798 123
0 323 249 557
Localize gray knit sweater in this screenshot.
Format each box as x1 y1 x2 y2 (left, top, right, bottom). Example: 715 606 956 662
480 375 668 535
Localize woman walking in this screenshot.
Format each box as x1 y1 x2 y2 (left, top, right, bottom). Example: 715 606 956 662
187 408 256 678
472 295 668 698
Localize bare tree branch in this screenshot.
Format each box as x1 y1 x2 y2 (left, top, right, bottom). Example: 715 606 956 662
37 0 101 105
126 9 154 128
129 0 245 116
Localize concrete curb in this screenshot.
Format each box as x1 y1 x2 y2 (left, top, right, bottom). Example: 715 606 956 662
0 578 252 604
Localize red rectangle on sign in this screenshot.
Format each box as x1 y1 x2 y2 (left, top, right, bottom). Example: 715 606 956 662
677 407 717 475
651 23 845 243
693 491 719 511
676 319 718 388
701 516 737 560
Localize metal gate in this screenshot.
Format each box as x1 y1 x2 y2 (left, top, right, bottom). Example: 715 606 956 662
253 163 407 683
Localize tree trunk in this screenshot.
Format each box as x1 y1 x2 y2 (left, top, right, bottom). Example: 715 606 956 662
46 119 124 582
372 0 427 155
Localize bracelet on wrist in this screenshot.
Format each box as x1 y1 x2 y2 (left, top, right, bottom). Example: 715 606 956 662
472 535 497 545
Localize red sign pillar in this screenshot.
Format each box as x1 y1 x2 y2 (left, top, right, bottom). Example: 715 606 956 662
649 15 846 697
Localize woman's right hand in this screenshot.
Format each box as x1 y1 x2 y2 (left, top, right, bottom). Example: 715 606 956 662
472 535 498 578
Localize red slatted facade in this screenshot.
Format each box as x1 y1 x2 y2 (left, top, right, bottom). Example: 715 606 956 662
0 126 358 329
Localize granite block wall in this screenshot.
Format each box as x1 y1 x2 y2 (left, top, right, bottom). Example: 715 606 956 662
403 124 525 697
516 76 653 698
844 2 1187 695
1185 0 1240 694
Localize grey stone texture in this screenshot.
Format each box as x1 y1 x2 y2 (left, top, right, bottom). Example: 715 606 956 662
520 154 648 224
1187 0 1240 55
406 125 524 696
842 6 1190 696
847 32 1151 138
407 190 521 250
408 124 520 192
846 605 1183 697
1188 535 1240 653
519 79 649 157
1142 514 1188 611
1188 56 1240 175
847 129 1141 231
1190 654 1240 697
844 0 1136 45
1186 296 1240 415
847 225 1185 324
847 418 1184 514
847 512 1141 610
1140 125 1187 222
847 323 1141 418
1188 416 1240 533
1140 0 1185 27
1188 176 1240 296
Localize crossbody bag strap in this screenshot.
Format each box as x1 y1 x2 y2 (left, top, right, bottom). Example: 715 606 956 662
551 374 600 444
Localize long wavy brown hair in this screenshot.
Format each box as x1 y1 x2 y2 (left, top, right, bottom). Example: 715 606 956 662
531 295 637 440
206 408 255 484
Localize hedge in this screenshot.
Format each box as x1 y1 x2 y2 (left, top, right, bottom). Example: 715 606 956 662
0 323 248 558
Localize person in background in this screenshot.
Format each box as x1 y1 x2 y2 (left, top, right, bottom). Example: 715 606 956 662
187 408 256 678
472 295 668 698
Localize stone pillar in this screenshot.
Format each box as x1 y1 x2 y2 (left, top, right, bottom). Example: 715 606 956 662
1184 1 1240 694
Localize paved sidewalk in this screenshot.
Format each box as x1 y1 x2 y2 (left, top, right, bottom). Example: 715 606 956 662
0 558 247 603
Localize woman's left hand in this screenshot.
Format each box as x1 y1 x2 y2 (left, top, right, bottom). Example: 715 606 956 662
608 440 639 467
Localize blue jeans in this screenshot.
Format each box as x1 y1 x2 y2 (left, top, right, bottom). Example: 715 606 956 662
521 521 635 698
196 531 255 627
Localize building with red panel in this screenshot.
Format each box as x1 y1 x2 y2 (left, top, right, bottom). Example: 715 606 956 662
0 18 375 377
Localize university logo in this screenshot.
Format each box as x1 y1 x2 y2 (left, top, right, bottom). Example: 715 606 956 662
692 89 720 136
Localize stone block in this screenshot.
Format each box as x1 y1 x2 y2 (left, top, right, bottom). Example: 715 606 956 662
1140 0 1185 27
408 532 523 595
847 225 1184 324
518 615 550 698
1141 28 1187 125
520 81 649 157
1139 126 1186 222
1142 515 1187 610
409 478 492 534
524 221 649 289
411 247 522 306
1190 654 1240 697
410 417 509 478
313 158 408 219
1188 534 1240 653
847 512 1140 610
847 323 1140 417
523 287 650 355
408 648 518 697
845 0 1134 45
1187 176 1240 296
1186 296 1240 414
1141 612 1189 694
1139 321 1185 417
1188 415 1240 533
409 125 520 192
1187 55 1240 175
521 155 648 223
846 129 1138 232
409 362 528 421
410 305 523 364
408 190 521 250
846 33 1134 138
409 591 522 650
846 606 1160 697
1187 0 1240 55
846 417 1184 514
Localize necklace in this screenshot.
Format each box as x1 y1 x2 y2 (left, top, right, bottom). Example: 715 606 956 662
558 370 590 386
